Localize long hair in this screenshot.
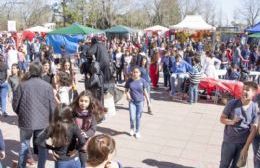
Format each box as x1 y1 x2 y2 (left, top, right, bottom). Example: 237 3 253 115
11 63 23 79
71 90 107 123
60 59 73 75
87 134 116 167
140 56 149 69
48 105 74 148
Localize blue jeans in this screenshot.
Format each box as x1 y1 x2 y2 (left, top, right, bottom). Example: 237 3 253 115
189 84 198 103
170 73 189 96
129 101 144 133
55 157 81 168
18 61 27 72
18 128 48 168
163 72 171 87
0 82 9 114
219 141 244 168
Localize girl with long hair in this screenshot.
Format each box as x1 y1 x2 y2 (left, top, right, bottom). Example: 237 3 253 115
125 67 150 138
36 105 86 168
71 90 107 167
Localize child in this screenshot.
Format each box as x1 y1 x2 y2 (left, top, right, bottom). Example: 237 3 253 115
125 67 150 138
188 57 202 104
0 129 5 168
219 81 258 167
86 134 122 168
226 63 240 81
71 90 106 168
36 105 86 168
54 71 76 105
60 59 76 88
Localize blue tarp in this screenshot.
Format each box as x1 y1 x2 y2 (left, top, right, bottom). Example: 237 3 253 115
46 34 84 54
247 22 260 33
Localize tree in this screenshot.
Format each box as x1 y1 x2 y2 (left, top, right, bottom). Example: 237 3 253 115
19 0 52 28
142 0 181 26
238 0 260 26
217 8 223 27
201 0 216 26
177 0 203 19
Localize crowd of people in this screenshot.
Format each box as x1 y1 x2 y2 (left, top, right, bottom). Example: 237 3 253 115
0 33 122 168
0 30 260 167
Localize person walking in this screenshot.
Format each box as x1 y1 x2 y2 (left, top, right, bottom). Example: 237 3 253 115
125 67 150 138
12 62 56 168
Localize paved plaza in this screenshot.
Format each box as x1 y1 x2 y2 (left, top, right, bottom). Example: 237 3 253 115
0 75 255 168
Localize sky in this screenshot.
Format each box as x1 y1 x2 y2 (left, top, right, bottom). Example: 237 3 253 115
214 0 238 24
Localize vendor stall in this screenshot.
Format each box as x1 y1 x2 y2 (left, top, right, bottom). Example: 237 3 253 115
47 23 102 54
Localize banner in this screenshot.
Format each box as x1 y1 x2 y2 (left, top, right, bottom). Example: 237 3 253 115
8 20 16 32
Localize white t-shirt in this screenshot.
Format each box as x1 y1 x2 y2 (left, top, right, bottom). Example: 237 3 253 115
115 52 122 68
57 86 71 105
7 49 18 68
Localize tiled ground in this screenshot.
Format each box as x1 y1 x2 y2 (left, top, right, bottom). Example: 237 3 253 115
0 74 255 168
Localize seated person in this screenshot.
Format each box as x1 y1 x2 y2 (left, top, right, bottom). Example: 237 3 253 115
170 53 192 96
240 63 250 82
226 63 240 81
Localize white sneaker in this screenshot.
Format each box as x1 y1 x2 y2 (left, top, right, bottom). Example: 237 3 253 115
129 129 134 136
135 132 141 138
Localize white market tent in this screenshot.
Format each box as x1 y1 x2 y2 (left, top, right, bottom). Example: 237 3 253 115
144 25 169 32
25 26 52 33
170 15 216 31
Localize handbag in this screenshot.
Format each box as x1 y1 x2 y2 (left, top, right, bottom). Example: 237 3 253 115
236 152 247 167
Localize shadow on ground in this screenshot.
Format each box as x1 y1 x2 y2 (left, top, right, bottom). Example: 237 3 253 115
115 105 129 111
143 159 195 168
2 139 20 167
3 139 56 168
97 126 129 136
0 115 18 126
150 87 173 102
